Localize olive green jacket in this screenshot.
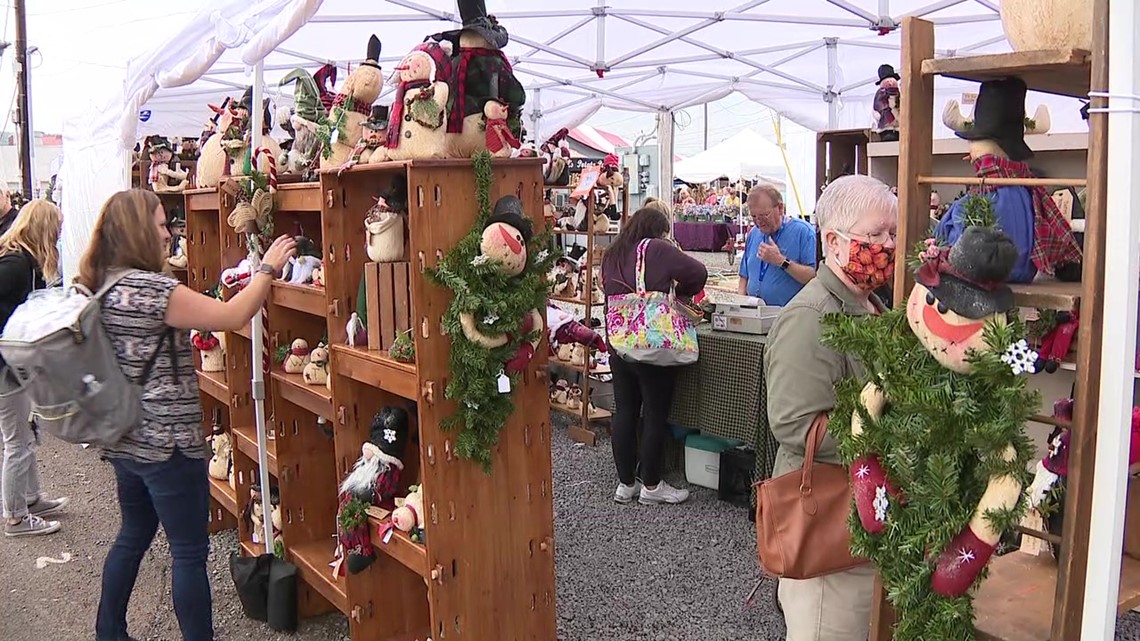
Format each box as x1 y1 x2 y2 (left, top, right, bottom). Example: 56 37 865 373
764 264 886 478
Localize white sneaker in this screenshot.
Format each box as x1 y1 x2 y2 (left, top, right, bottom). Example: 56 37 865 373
639 480 690 505
613 481 642 504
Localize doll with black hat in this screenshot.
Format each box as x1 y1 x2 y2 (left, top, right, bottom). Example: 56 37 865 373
333 407 410 575
871 64 901 142
430 0 526 158
938 77 1081 283
338 105 391 173
321 36 385 169
147 136 189 193
385 40 454 162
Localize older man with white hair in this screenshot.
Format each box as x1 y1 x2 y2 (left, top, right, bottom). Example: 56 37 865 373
763 174 898 641
737 184 817 306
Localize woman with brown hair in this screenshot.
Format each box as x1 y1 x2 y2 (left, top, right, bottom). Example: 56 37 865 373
87 189 295 641
601 207 707 506
0 200 69 537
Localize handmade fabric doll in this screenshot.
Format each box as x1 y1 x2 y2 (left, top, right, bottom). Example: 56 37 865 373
430 0 526 158
302 342 330 386
541 128 571 186
822 220 1038 641
938 78 1080 283
871 64 901 142
283 338 310 374
364 196 407 263
279 66 330 177
385 41 453 161
320 36 384 168
208 427 231 481
334 407 410 575
147 137 189 193
546 304 606 352
191 330 225 372
391 485 424 533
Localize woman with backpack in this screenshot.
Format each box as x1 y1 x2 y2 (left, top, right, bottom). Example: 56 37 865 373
80 189 296 641
0 199 70 537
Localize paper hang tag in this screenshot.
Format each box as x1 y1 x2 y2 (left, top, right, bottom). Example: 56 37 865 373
497 371 511 394
382 527 394 544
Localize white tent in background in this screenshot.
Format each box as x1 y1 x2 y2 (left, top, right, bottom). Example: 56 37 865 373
673 128 787 184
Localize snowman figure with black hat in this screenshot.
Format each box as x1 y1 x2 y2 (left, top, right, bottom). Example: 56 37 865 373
333 406 410 575
338 105 391 173
871 64 902 142
938 77 1081 284
147 136 189 193
821 219 1039 640
429 0 526 158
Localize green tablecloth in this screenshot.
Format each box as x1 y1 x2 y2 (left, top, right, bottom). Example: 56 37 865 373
669 325 778 485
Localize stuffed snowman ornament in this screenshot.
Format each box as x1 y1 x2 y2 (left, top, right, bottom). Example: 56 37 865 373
822 220 1038 641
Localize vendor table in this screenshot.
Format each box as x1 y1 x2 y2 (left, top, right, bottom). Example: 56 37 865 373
673 222 737 252
669 325 777 486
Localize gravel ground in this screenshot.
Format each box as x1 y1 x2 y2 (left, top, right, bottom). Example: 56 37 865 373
3 415 1140 641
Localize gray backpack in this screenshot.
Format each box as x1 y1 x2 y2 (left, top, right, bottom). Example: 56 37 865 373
0 270 174 447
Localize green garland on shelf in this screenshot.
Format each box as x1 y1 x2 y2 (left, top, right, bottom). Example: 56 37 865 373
427 150 558 470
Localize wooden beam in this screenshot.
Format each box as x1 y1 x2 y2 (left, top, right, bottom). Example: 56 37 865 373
1052 0 1110 636
891 17 935 309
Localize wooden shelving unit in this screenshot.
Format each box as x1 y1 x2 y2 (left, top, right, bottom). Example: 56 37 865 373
547 176 629 445
815 128 870 198
882 13 1121 641
184 158 556 640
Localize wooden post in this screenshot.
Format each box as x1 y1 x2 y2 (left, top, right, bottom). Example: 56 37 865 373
13 0 32 198
1052 0 1110 636
891 17 935 310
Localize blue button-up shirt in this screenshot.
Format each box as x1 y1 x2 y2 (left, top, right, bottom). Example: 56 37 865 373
738 217 817 306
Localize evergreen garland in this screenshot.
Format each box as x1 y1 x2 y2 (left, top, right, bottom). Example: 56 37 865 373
427 151 558 470
821 295 1038 641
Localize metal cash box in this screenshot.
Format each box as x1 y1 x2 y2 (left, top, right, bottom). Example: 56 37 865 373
710 300 782 335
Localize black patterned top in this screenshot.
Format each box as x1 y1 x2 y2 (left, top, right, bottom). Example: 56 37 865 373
99 271 206 463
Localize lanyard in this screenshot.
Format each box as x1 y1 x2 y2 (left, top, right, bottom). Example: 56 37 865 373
754 224 785 283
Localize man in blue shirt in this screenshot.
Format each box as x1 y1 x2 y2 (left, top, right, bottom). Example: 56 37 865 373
737 184 817 305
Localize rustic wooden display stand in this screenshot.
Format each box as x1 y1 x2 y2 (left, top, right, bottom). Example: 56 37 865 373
546 177 629 445
879 13 1125 641
184 159 557 640
814 128 870 198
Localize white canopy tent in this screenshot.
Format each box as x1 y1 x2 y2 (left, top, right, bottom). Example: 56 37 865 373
50 0 1140 633
673 128 787 183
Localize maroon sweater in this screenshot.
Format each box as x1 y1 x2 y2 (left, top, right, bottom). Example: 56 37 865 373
601 238 708 298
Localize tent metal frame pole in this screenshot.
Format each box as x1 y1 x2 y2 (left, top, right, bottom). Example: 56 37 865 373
249 62 275 554
825 37 839 129
657 110 675 207
1082 0 1140 633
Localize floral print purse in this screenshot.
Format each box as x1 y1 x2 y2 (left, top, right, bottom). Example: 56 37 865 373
605 239 699 366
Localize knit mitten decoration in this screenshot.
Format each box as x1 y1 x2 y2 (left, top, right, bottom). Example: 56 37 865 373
336 496 375 575
850 454 903 535
931 527 996 597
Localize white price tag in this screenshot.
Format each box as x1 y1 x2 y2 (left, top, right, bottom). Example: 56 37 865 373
497 371 511 394
382 527 394 544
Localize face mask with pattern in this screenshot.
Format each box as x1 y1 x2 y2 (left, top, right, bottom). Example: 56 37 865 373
837 233 895 290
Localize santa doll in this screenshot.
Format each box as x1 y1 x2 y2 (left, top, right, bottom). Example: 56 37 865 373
334 406 410 575
938 77 1080 283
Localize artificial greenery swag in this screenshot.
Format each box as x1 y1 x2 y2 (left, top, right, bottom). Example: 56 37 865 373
427 150 557 470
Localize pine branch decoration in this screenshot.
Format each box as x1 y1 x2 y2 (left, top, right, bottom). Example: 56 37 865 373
426 151 559 470
821 306 1037 641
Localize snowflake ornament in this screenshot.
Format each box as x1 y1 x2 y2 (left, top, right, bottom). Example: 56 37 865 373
956 547 976 565
471 254 490 267
1000 339 1038 375
873 486 890 522
855 464 871 479
536 249 549 262
483 314 499 325
383 428 397 443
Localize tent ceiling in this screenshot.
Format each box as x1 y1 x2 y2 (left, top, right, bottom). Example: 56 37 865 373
127 0 1089 142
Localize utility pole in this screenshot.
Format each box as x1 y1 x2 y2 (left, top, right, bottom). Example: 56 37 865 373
14 0 33 198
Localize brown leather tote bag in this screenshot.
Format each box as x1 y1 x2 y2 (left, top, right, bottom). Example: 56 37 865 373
755 412 868 579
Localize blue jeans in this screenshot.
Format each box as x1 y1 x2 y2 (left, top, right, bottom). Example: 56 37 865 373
96 449 212 641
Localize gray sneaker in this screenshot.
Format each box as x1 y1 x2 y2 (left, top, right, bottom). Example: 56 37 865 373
28 497 69 518
639 480 691 505
4 514 61 537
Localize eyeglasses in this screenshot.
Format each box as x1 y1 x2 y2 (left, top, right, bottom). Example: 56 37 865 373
837 230 897 245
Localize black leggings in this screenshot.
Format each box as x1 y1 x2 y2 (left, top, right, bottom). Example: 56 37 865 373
609 355 678 487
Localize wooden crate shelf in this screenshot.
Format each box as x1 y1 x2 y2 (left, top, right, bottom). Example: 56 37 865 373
232 424 278 476
367 513 428 578
208 475 239 516
271 370 333 421
973 552 1140 641
196 370 228 404
189 158 556 640
270 281 327 317
330 345 418 401
921 48 1091 99
1010 281 1081 311
290 539 348 614
551 401 612 421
